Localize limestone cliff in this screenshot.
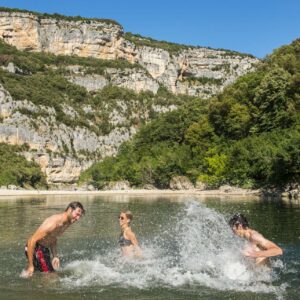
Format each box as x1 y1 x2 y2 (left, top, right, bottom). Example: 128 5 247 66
0 9 259 98
0 10 135 61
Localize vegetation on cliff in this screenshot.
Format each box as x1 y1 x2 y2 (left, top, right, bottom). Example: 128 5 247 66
0 7 121 26
0 143 46 188
81 39 300 189
0 41 187 136
124 32 255 58
0 40 140 74
124 32 191 55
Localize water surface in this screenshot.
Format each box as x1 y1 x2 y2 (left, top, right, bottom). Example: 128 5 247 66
0 194 299 299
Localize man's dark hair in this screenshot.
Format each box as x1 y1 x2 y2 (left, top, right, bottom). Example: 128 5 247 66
65 201 85 214
229 213 249 229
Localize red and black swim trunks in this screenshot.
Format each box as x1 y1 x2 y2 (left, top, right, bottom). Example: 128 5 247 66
25 243 54 273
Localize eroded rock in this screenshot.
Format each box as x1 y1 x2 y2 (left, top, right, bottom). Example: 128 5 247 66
170 176 194 190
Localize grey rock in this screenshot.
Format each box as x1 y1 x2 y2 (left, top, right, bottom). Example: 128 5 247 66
142 184 157 190
103 180 131 190
170 176 194 190
195 181 207 191
87 184 96 191
67 74 109 92
1 62 23 74
105 68 159 94
7 184 18 190
78 183 96 191
219 185 233 192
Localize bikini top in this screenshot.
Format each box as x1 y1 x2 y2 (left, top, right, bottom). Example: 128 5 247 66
119 228 133 247
119 235 132 247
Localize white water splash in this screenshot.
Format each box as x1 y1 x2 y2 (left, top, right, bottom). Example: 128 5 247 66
60 200 286 297
176 201 278 293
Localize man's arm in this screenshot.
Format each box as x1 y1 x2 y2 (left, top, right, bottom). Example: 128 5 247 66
244 231 283 258
50 239 57 257
24 220 55 277
50 239 60 269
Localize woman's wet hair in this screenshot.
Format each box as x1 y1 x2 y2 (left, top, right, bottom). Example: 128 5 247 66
65 201 85 214
229 213 249 229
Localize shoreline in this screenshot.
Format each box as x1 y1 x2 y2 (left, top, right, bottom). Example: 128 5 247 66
0 188 261 197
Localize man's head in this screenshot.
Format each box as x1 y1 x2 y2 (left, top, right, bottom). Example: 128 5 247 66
65 202 85 223
229 213 249 236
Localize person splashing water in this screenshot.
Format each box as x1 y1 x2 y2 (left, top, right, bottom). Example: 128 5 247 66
23 202 85 278
229 214 283 267
118 210 142 258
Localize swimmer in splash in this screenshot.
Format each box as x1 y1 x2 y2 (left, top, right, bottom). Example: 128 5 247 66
118 210 142 257
23 202 85 277
229 214 283 266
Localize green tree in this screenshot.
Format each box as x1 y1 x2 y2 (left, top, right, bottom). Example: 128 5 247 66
185 116 215 152
198 149 228 187
251 67 293 132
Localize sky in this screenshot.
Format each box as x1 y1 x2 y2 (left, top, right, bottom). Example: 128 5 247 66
0 0 299 58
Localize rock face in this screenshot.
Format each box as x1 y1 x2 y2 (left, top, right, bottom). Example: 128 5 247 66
195 180 207 191
67 68 159 94
0 10 259 98
0 11 135 62
67 74 109 92
105 68 160 94
170 176 194 190
0 84 138 183
136 46 257 98
103 180 131 190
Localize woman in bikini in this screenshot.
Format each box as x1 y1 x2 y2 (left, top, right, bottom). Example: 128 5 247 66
118 210 142 257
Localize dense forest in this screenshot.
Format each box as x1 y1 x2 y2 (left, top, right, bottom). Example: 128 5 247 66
81 39 300 189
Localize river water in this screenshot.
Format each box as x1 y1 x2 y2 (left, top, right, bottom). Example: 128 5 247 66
0 194 299 300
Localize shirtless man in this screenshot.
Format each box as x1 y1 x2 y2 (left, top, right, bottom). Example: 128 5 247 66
23 201 85 278
229 214 283 266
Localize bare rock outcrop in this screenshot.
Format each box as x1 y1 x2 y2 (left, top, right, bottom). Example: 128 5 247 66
0 11 136 61
67 68 159 94
103 180 131 190
67 74 109 92
170 176 194 190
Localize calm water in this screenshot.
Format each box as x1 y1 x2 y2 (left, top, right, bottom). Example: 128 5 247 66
0 194 299 300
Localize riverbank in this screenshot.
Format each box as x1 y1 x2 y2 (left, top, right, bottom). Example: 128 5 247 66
0 188 261 197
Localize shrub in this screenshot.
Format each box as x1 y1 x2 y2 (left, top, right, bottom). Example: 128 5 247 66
0 143 47 188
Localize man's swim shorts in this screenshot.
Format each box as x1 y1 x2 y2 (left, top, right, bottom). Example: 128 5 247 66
25 243 54 272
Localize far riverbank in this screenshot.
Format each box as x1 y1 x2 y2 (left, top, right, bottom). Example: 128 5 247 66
0 188 261 198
